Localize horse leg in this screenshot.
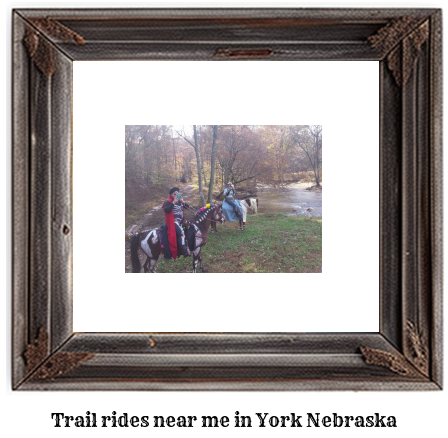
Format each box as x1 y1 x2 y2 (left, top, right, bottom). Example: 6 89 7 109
149 247 161 273
199 250 207 272
192 247 201 273
149 258 157 273
141 229 159 273
143 257 150 273
242 221 246 231
239 219 243 230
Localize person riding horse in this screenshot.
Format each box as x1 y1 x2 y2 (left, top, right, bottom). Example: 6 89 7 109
163 187 190 258
223 182 242 218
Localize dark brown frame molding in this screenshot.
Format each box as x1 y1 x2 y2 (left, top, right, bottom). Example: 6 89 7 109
12 8 442 390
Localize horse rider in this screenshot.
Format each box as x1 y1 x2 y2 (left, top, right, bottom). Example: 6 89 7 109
163 187 190 257
223 182 241 218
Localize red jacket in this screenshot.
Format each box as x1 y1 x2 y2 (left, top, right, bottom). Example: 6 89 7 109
163 195 177 260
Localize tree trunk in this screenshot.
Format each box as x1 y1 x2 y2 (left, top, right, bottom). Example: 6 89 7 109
314 134 321 187
193 125 206 205
172 134 177 171
223 170 230 190
207 125 218 203
317 135 321 186
314 164 320 187
156 137 161 183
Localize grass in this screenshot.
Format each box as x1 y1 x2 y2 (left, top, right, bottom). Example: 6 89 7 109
134 213 322 273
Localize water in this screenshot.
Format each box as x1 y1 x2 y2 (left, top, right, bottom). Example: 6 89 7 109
255 186 322 217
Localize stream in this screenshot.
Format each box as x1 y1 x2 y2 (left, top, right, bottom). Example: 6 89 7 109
255 185 322 217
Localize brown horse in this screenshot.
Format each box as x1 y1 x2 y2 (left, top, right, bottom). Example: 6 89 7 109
130 203 225 273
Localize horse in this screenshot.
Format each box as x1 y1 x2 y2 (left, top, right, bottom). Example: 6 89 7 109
130 203 225 273
211 198 258 232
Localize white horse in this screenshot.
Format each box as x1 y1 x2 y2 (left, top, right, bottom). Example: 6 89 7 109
211 198 258 232
239 198 258 230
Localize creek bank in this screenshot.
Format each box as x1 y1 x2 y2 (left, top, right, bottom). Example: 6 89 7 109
255 183 322 218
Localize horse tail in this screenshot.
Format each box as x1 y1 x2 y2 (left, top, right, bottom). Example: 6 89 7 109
130 234 141 273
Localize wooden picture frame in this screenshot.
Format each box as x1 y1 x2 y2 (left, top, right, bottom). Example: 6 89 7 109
12 8 442 390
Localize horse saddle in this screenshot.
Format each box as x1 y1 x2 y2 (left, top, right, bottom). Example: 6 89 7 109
158 223 195 259
157 224 173 259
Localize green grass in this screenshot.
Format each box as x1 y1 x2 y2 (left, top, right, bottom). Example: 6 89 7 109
148 213 322 273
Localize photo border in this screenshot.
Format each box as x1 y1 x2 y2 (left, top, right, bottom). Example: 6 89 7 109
12 8 442 390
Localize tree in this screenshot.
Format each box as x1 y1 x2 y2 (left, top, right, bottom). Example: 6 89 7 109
125 125 321 208
290 125 322 187
207 125 218 203
193 125 206 205
176 125 206 205
261 125 293 185
308 125 322 187
215 125 267 192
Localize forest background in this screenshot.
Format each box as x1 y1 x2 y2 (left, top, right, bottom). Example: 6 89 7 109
125 124 322 225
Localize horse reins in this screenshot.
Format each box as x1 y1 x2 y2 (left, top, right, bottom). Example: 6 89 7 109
184 205 224 224
178 204 222 242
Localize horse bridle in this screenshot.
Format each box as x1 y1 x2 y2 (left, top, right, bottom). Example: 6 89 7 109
185 204 224 224
192 207 224 240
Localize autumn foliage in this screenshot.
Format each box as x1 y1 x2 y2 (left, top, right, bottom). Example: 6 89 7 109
125 125 322 206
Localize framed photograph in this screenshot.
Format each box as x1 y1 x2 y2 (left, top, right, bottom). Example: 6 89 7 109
123 124 323 275
12 8 442 390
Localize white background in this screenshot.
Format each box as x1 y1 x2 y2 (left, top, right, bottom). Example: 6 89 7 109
3 1 447 438
73 60 379 332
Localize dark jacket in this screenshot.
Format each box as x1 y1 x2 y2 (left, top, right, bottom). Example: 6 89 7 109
164 200 190 223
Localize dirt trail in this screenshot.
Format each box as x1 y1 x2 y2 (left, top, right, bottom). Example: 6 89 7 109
125 205 162 235
126 183 195 235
